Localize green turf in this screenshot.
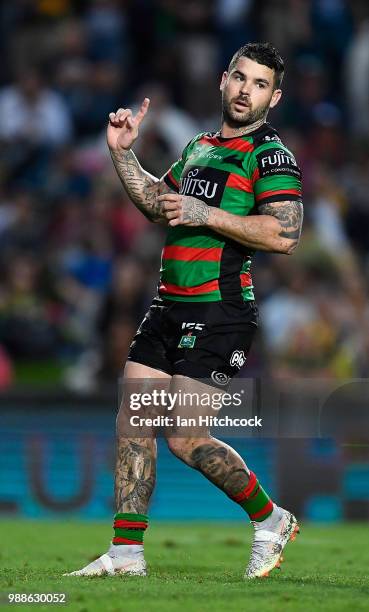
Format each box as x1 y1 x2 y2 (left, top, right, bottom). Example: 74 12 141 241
1 521 368 611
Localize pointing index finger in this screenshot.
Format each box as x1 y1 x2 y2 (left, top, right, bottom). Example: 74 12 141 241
135 97 150 125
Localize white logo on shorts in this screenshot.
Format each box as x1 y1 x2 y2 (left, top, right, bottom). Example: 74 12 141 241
181 322 205 331
211 371 230 386
230 350 246 369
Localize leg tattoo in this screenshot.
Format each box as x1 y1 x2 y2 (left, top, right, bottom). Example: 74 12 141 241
115 438 156 514
190 439 250 497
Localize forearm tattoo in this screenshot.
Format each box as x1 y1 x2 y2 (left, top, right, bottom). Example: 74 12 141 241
182 196 210 225
258 199 303 251
109 148 171 222
189 439 250 497
115 438 156 513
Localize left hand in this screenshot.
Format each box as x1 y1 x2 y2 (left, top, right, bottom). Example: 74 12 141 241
157 193 210 227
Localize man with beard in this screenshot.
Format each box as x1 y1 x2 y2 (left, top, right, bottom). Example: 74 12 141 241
67 43 303 580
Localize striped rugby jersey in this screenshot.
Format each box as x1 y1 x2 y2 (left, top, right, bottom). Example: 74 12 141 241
160 122 302 302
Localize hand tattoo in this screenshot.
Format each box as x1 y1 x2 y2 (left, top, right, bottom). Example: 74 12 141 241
182 196 210 226
258 199 303 252
109 148 172 222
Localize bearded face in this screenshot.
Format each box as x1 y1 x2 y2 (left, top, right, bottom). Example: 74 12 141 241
220 57 281 129
222 88 273 127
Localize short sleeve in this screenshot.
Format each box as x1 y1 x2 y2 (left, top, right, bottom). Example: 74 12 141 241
162 150 187 193
161 133 204 192
250 144 302 207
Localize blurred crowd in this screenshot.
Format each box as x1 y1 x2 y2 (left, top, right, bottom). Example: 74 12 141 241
1 0 369 390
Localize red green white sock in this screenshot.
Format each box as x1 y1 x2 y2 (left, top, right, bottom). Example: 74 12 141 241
112 512 148 545
231 471 273 521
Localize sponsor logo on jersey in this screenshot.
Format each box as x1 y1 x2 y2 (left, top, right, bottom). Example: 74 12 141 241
262 134 281 142
178 334 196 349
230 350 246 369
179 166 228 207
203 152 223 160
181 168 218 199
181 322 205 331
211 371 230 386
256 148 301 179
189 149 223 162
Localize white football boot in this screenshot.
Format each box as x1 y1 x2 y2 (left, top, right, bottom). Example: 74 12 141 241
245 505 299 579
64 544 147 577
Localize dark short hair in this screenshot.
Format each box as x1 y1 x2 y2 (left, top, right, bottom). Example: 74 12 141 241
228 42 284 89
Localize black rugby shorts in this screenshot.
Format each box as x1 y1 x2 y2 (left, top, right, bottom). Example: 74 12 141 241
127 298 258 389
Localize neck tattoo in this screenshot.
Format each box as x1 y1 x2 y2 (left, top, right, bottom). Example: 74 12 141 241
220 117 266 138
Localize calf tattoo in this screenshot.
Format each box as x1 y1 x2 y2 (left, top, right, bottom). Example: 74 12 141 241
190 440 250 497
115 438 156 513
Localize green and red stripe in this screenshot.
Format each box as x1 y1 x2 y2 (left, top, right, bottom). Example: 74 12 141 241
226 173 253 192
231 472 273 522
159 129 301 303
114 520 148 529
112 512 148 546
159 278 219 297
255 188 301 203
199 134 254 153
162 245 223 262
251 167 260 184
165 169 179 190
240 272 252 288
113 537 144 545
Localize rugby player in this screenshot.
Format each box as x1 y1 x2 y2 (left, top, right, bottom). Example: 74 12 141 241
67 42 303 579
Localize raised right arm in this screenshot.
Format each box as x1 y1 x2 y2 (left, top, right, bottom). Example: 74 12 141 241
107 98 173 223
109 147 172 222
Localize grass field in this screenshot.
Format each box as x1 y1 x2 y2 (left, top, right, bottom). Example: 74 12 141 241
1 521 369 611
